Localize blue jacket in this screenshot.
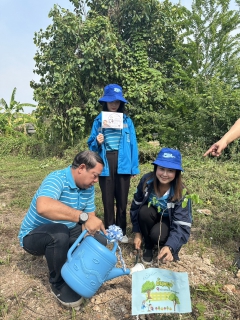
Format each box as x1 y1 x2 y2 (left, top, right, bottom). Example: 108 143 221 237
130 173 192 260
87 113 140 176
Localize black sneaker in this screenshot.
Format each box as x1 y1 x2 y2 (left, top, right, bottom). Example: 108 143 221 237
51 282 83 307
141 249 153 264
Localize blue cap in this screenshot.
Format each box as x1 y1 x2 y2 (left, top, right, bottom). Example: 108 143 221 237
152 148 183 171
98 84 128 104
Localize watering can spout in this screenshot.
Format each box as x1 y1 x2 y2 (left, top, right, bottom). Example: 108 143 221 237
105 267 130 281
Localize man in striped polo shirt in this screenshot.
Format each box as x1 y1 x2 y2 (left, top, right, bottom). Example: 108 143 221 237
18 151 105 307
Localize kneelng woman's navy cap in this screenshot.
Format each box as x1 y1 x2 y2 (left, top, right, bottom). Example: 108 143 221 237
152 148 183 171
98 84 128 104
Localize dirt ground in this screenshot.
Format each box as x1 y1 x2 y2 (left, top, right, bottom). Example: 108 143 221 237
1 210 240 320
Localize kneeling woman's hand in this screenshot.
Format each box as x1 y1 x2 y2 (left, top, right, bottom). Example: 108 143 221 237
134 233 142 250
158 246 174 263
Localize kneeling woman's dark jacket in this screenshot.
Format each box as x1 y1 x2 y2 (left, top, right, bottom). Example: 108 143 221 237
130 173 192 260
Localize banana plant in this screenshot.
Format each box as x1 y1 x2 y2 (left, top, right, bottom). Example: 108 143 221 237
0 87 36 132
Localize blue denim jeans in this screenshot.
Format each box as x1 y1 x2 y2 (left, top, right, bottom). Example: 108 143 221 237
23 223 82 286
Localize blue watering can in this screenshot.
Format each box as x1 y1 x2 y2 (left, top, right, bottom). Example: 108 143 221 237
61 229 130 298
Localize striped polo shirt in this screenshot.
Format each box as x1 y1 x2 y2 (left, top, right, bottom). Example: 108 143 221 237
18 165 95 247
104 128 121 151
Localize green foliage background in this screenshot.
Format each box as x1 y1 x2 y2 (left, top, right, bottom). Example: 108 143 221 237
1 0 240 158
16 0 238 151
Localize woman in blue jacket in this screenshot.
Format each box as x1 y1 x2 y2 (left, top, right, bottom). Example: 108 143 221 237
130 147 192 264
88 84 139 243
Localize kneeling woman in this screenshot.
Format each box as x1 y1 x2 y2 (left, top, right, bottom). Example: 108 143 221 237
130 147 192 264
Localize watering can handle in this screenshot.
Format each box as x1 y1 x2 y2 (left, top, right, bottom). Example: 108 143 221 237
67 229 118 262
67 229 88 262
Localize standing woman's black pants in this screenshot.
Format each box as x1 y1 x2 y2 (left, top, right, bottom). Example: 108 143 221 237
99 151 131 235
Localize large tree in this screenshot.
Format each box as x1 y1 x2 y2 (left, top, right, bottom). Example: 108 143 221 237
31 0 240 148
159 0 240 147
31 0 187 144
190 0 240 145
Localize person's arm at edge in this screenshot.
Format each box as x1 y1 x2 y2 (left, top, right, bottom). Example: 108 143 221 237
204 118 240 157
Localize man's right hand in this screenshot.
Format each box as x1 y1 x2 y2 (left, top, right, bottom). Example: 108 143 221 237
83 214 106 235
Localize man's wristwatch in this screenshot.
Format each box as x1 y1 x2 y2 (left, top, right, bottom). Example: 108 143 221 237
78 212 88 224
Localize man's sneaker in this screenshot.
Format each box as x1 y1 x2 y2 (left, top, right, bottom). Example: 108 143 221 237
141 249 153 264
121 235 129 243
51 282 83 307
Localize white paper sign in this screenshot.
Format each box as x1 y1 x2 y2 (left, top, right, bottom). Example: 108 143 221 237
101 111 123 129
132 268 192 315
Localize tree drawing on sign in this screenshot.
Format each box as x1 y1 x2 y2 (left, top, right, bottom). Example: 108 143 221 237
168 293 180 311
141 281 155 300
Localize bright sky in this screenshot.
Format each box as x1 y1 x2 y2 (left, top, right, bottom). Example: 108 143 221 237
0 0 238 113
